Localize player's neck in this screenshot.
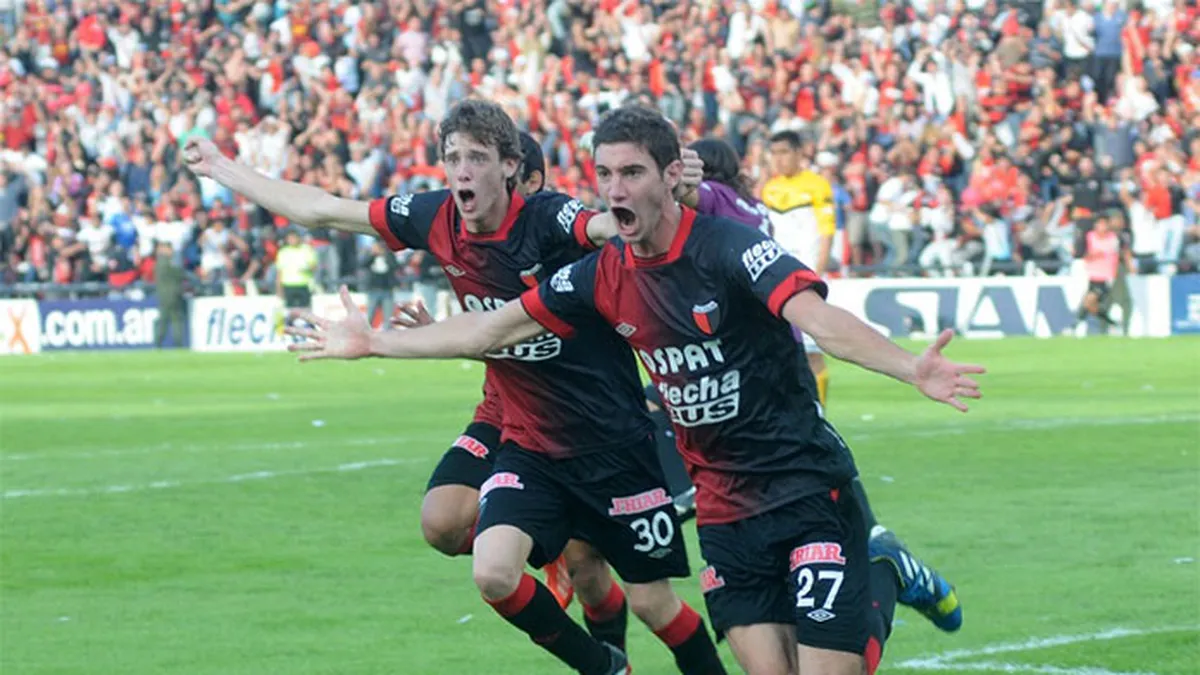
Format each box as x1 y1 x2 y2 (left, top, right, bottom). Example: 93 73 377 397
630 202 682 259
462 192 512 235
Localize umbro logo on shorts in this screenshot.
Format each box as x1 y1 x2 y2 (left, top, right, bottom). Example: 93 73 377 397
806 608 836 623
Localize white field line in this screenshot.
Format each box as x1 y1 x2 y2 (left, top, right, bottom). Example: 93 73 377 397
0 434 438 461
3 412 1195 463
894 625 1198 675
0 458 423 500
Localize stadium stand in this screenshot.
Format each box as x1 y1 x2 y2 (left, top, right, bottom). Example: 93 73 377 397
0 0 1196 298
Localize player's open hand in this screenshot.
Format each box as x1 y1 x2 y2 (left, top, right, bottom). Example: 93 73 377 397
181 137 221 178
676 147 704 198
390 300 435 329
285 286 373 361
913 329 986 412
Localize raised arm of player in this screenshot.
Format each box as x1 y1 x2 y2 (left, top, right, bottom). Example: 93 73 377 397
285 287 546 361
781 292 985 412
182 137 374 235
583 147 705 247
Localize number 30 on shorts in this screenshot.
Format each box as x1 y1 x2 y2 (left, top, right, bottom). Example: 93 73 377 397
630 511 675 552
795 567 844 610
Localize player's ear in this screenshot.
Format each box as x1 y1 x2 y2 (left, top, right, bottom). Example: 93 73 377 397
663 158 683 191
502 157 519 181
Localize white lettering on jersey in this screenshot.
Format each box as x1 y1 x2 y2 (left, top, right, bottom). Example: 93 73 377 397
556 199 586 234
741 240 784 282
657 370 742 428
640 341 739 428
637 340 726 376
550 265 574 293
390 194 414 217
463 293 563 361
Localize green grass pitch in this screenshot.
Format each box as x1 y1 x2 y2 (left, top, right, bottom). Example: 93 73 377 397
1 337 1197 674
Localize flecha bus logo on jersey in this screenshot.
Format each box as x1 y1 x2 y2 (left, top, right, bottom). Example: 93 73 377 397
790 542 846 571
691 300 721 335
453 434 489 459
607 488 672 516
480 472 524 498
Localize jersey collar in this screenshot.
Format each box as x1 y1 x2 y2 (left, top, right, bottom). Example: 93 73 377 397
459 190 525 243
623 206 696 269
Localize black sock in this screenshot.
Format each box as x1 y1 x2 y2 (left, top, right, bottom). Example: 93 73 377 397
488 574 613 675
865 560 900 674
849 477 880 532
653 603 728 675
583 581 628 652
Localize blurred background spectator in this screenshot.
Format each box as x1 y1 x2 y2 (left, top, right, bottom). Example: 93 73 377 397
0 0 1196 304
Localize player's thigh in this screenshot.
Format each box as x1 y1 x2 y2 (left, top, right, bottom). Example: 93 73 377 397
696 517 794 643
567 442 690 584
421 424 501 543
794 644 865 675
784 489 873 659
476 445 573 569
725 623 798 675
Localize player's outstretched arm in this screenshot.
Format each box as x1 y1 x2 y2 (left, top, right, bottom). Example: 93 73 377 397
782 291 986 412
182 138 374 235
284 287 546 361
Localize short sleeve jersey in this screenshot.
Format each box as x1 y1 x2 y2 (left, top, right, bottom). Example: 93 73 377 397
368 190 654 457
521 208 857 524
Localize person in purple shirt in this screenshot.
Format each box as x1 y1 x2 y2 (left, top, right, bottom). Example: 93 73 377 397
680 138 772 235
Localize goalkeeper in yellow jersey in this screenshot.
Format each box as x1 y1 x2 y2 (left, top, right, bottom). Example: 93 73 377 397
761 130 836 408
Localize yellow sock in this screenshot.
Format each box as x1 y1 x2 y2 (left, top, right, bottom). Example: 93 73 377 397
815 369 830 408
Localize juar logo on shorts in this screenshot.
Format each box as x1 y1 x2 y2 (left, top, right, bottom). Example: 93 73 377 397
607 488 672 516
699 566 726 593
789 542 846 571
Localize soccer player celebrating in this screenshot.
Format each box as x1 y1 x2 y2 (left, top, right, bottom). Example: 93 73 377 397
184 101 726 675
287 106 982 675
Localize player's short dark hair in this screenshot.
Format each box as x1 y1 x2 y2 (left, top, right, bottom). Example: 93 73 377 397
592 105 681 173
689 138 754 202
519 131 545 190
438 99 523 189
768 130 803 149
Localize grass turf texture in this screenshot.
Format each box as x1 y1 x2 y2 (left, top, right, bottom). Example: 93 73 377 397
1 337 1197 674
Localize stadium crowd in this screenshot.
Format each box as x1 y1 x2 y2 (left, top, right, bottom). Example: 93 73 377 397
0 0 1198 296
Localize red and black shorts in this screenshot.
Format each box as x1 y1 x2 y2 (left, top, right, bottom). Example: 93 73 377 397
476 435 691 584
697 485 873 655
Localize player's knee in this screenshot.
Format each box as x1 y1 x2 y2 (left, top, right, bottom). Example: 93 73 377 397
473 556 523 601
626 580 682 630
564 544 611 602
419 501 471 556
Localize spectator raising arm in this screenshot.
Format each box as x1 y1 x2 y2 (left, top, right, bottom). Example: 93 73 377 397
182 137 373 235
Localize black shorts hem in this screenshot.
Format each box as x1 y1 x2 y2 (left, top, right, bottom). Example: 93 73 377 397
424 422 501 492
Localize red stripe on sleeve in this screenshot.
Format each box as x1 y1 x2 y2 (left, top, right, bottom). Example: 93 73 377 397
368 198 407 251
574 210 598 251
519 288 577 339
767 269 825 317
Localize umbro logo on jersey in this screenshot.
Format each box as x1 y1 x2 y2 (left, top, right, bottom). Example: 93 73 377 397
692 301 721 336
615 322 637 337
445 265 466 277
